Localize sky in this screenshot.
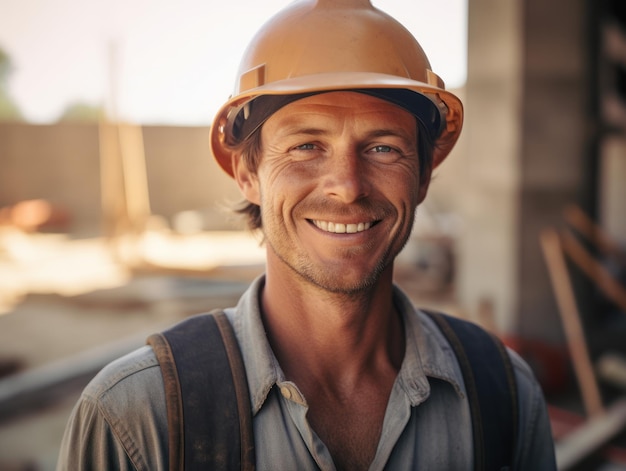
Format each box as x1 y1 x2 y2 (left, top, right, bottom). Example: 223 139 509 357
0 0 467 125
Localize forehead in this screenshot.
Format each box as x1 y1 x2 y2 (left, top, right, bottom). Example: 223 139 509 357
263 91 417 131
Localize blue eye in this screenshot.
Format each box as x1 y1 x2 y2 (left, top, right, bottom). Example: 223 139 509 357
295 143 316 150
372 145 393 153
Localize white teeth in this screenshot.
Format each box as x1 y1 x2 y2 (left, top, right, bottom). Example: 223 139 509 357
313 220 372 234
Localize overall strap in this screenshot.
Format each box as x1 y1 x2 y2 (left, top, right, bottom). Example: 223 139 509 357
147 310 255 471
424 311 519 471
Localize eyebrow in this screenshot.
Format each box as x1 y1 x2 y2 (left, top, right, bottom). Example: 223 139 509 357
277 125 415 142
365 128 415 141
282 127 328 136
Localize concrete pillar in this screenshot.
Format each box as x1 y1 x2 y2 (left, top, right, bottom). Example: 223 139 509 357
460 0 589 342
459 0 524 335
518 0 588 342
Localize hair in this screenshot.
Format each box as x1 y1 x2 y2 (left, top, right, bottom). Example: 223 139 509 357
233 120 435 231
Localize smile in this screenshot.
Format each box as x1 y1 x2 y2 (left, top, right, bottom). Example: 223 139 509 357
311 220 374 234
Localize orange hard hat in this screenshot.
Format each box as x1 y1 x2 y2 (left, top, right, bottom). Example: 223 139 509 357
209 0 464 177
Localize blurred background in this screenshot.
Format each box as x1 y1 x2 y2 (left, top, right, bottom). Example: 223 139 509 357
0 0 625 469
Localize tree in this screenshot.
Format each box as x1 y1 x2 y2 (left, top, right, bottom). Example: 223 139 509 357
0 46 23 121
57 101 104 122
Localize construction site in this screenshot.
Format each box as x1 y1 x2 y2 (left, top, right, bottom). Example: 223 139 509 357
1 0 626 469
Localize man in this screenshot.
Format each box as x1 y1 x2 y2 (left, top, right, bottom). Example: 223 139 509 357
58 0 557 469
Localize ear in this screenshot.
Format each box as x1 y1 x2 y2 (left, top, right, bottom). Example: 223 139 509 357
232 153 261 205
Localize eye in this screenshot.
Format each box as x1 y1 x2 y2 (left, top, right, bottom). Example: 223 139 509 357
371 145 394 153
293 143 317 151
366 143 404 163
287 142 322 161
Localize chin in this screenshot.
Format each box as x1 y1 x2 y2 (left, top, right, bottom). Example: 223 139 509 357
298 260 389 296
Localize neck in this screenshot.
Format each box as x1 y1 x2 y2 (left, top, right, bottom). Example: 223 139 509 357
260 258 404 392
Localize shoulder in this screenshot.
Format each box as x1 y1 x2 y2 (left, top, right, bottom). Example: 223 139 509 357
417 309 540 390
76 346 168 469
82 345 164 404
504 347 557 468
60 346 169 470
81 345 168 443
415 311 556 468
506 346 541 394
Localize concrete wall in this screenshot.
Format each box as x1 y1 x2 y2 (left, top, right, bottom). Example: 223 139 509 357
0 123 102 235
141 126 243 230
0 123 244 236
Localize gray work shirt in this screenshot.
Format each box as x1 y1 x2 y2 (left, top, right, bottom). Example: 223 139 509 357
57 275 556 470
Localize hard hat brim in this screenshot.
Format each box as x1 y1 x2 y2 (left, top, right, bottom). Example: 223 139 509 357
210 72 463 177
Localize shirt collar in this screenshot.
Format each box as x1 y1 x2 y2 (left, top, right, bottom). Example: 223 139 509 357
392 286 466 404
228 275 281 414
229 275 465 415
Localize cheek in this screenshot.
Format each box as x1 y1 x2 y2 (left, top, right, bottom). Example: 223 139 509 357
404 164 424 205
259 160 320 199
379 165 421 203
257 165 305 215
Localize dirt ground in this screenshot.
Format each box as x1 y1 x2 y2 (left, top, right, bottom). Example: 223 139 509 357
0 276 256 470
0 230 267 469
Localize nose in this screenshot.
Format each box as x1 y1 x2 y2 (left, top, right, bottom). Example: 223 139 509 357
322 148 370 203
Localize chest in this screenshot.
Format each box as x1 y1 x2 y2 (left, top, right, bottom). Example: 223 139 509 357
308 395 388 471
252 379 472 471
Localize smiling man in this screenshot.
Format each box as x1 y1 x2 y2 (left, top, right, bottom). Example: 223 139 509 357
58 1 557 470
241 92 424 294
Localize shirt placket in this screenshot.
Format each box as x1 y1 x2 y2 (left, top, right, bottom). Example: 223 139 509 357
277 380 338 471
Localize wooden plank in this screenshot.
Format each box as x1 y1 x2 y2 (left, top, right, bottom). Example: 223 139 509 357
560 229 626 314
98 120 127 239
563 205 626 266
118 123 151 233
597 352 626 391
540 228 605 418
556 398 626 470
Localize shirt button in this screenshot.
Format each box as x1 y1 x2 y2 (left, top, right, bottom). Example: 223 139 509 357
280 386 292 400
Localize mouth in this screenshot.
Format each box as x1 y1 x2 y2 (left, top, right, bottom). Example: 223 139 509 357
309 219 377 234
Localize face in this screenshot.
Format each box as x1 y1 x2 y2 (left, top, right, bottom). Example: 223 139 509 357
234 91 429 294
